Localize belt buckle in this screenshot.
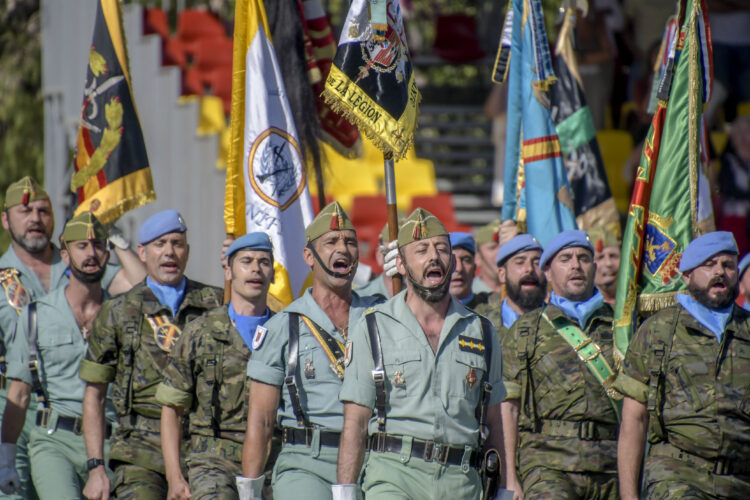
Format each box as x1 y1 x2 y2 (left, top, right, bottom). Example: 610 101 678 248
578 421 595 440
39 408 51 428
282 428 289 443
577 342 602 362
73 417 83 435
372 432 386 453
434 444 449 465
423 441 434 462
304 427 311 447
714 458 731 475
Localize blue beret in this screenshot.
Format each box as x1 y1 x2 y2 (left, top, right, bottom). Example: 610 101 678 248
137 209 187 244
739 253 750 279
539 230 593 269
226 232 273 259
450 232 475 254
495 234 543 266
678 231 738 273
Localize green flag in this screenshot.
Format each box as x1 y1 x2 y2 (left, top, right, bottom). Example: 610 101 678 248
613 0 714 364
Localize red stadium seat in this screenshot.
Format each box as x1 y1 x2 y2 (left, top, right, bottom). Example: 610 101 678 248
182 67 205 96
409 193 459 228
163 36 187 67
144 8 169 40
194 37 234 72
177 9 226 43
350 195 388 232
203 66 233 114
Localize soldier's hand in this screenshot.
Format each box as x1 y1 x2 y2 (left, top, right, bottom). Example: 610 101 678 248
221 237 235 270
503 477 524 500
167 475 191 500
381 240 399 277
498 220 519 247
83 466 110 500
0 443 21 495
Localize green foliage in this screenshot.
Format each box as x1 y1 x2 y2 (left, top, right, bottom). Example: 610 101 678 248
0 0 43 253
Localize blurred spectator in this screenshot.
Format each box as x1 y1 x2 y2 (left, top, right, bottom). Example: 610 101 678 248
575 5 616 129
717 117 750 254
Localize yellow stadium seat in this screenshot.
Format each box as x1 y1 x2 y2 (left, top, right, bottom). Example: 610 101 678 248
394 157 437 209
738 101 750 118
710 130 728 155
596 130 634 214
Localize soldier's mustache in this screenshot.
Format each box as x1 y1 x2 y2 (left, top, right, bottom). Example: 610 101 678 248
708 277 727 287
519 274 540 286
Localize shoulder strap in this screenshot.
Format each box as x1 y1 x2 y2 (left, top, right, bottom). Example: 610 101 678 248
516 311 540 430
285 313 308 427
476 315 494 446
27 302 49 409
646 307 680 441
365 311 387 450
542 311 623 420
299 315 346 380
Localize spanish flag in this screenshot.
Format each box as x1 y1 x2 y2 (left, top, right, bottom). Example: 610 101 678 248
322 0 420 160
614 0 714 363
72 0 155 224
225 0 315 308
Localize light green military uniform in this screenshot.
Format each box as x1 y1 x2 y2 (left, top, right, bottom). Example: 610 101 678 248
340 292 505 499
614 304 750 499
5 286 117 499
79 279 222 498
247 288 382 499
156 305 257 500
355 274 389 299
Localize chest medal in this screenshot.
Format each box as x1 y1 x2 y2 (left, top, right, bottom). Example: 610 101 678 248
304 358 316 379
0 269 30 313
145 313 182 352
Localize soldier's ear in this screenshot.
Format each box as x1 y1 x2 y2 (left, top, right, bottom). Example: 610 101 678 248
497 265 506 285
137 244 147 263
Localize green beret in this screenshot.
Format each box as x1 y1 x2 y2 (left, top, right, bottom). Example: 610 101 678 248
305 201 356 244
475 220 501 245
61 212 108 243
397 208 448 248
4 176 49 210
588 225 620 252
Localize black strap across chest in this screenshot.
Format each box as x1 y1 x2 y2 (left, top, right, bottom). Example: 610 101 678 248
27 302 49 409
285 312 307 427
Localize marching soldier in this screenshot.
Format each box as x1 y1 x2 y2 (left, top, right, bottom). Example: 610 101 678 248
738 253 750 310
0 177 144 499
0 213 116 499
449 232 490 309
79 210 222 499
238 202 383 500
157 232 275 500
473 219 519 295
616 232 750 499
336 208 505 500
502 230 620 499
588 226 620 306
475 234 546 339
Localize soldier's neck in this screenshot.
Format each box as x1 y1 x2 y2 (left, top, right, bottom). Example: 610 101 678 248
312 284 352 331
478 270 501 293
404 290 449 353
13 242 53 290
231 294 267 316
506 297 528 315
65 276 104 309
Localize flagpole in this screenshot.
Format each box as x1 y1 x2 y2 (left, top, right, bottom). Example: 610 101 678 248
224 232 233 305
384 152 402 294
314 166 326 212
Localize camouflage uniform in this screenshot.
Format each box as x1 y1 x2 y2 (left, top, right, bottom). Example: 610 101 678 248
463 291 492 311
156 305 260 500
79 279 222 498
614 304 750 499
503 303 619 499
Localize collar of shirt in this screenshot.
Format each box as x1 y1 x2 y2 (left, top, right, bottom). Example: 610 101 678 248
457 292 474 306
501 298 521 329
676 293 733 342
549 289 604 328
228 302 270 349
0 244 68 296
742 300 750 313
146 276 187 317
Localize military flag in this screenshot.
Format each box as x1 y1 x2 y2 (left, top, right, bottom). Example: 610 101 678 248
225 0 315 308
72 0 155 224
548 6 620 236
613 0 714 363
321 0 420 160
499 0 577 247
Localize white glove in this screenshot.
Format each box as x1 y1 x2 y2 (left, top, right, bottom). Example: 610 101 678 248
107 224 130 250
332 484 357 500
236 475 264 500
381 240 399 278
0 443 20 495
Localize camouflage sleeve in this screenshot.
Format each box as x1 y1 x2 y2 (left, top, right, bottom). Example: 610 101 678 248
486 318 507 406
79 298 119 383
155 320 197 409
5 304 31 385
339 314 375 408
246 312 287 386
501 320 522 400
612 319 652 403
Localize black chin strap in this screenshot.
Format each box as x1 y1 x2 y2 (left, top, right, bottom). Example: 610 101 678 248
402 257 453 296
61 240 106 280
307 244 357 279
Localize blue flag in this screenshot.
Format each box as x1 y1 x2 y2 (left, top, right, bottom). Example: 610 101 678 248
500 0 577 246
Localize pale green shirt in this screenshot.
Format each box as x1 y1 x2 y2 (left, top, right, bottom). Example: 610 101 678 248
340 291 506 447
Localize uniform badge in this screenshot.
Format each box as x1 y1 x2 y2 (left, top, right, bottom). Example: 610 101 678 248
465 367 477 389
153 323 181 352
458 335 485 355
252 325 268 350
0 269 30 313
393 370 405 388
344 341 353 367
304 358 316 379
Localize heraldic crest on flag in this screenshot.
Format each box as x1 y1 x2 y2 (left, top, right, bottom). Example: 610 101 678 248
72 0 155 224
322 0 420 160
613 0 714 364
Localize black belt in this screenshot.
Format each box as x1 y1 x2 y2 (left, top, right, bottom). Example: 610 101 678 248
0 374 6 391
370 434 481 468
281 427 341 447
650 442 750 475
36 410 113 439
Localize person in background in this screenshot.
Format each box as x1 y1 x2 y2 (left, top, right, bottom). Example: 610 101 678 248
588 226 621 306
449 232 490 309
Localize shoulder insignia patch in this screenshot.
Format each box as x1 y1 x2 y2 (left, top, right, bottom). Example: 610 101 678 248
0 268 30 313
344 340 353 366
252 325 268 350
458 335 485 355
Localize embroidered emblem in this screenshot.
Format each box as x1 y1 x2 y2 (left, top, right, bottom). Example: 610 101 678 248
393 370 405 388
458 335 485 355
304 358 316 379
0 269 30 313
465 367 477 389
252 325 268 350
344 340 353 367
153 321 181 352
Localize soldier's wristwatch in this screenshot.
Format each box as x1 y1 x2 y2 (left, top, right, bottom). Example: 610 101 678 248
86 458 105 470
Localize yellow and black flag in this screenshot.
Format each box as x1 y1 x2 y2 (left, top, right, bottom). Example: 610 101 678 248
71 0 155 224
